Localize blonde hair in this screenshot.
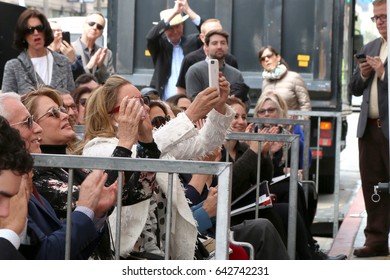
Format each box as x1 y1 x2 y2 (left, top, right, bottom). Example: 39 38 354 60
21 86 78 152
254 91 288 119
74 75 131 154
21 86 63 118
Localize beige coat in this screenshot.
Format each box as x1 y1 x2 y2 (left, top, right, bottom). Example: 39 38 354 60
262 70 311 111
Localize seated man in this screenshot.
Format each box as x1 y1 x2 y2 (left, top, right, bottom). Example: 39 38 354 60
0 116 33 260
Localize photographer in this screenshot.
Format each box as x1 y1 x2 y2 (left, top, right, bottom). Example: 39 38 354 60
48 21 85 80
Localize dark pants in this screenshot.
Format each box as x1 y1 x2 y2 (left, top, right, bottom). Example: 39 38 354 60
232 219 290 260
359 120 390 249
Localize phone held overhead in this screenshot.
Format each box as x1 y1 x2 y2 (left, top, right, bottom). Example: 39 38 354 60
208 58 219 94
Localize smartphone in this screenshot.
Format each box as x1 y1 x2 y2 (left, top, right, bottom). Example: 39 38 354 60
208 58 219 94
62 31 71 44
355 53 366 63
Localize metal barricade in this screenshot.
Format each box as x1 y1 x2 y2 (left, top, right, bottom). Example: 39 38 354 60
287 110 349 237
224 132 300 259
32 154 233 260
248 117 313 205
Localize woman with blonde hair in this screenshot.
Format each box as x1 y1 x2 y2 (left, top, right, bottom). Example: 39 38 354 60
21 86 153 259
78 74 235 259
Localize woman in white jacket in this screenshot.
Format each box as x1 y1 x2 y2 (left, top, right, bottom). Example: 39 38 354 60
77 75 234 259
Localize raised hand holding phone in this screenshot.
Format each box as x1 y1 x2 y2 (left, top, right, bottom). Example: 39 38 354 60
208 58 219 94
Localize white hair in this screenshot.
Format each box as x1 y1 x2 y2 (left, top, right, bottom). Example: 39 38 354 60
0 92 22 119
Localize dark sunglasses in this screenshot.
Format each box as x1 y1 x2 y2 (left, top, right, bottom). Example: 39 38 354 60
109 96 151 114
36 106 67 122
151 116 170 129
87 21 104 30
79 98 88 106
10 115 34 130
25 24 44 34
260 53 274 61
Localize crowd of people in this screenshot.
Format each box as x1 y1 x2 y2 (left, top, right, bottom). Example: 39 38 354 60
8 0 388 261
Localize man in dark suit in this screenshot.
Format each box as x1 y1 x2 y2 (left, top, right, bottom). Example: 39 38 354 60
146 0 203 100
0 93 117 259
0 115 33 260
349 0 390 258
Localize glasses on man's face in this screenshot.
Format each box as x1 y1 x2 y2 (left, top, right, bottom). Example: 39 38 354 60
64 104 78 113
87 21 104 30
257 107 277 116
260 53 274 62
79 98 88 107
10 115 34 130
36 106 67 122
371 14 387 23
25 24 44 34
151 116 170 129
109 96 151 114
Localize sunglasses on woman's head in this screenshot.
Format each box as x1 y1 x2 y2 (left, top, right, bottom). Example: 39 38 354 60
109 96 151 114
25 24 44 34
36 106 67 122
10 115 34 130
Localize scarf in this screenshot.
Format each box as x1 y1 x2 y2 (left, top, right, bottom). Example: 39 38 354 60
262 63 288 80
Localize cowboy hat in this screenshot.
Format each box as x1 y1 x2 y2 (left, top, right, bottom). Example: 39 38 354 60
153 8 189 26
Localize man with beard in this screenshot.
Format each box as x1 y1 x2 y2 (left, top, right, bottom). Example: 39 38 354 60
185 29 248 105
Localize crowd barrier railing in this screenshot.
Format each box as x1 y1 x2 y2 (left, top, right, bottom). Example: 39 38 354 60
287 110 349 237
32 154 233 260
247 117 313 204
224 132 300 259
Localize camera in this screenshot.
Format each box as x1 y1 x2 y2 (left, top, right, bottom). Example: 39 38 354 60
254 124 283 133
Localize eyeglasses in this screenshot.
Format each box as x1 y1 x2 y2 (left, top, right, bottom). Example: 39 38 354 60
257 107 277 116
260 53 274 61
36 106 67 122
151 116 170 128
371 14 387 23
10 115 34 130
87 21 104 30
64 104 78 113
109 96 151 114
79 98 88 107
25 24 44 34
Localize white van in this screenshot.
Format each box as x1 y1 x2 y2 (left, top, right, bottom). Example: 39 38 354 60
48 16 107 47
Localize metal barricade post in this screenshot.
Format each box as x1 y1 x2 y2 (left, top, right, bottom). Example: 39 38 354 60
288 110 347 237
248 117 312 205
224 132 300 259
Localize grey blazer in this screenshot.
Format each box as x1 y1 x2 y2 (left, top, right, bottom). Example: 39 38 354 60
1 49 75 94
72 38 115 84
349 37 389 139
